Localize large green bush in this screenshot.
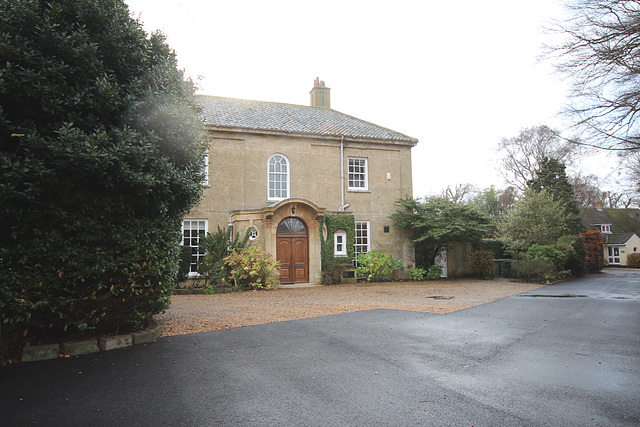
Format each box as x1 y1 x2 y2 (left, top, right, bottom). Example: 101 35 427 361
0 0 207 354
356 251 404 282
556 235 587 276
499 189 567 255
407 268 427 281
225 246 280 290
525 245 567 271
425 265 443 280
391 196 492 267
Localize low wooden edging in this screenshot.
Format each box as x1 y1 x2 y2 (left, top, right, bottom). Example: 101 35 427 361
20 320 162 363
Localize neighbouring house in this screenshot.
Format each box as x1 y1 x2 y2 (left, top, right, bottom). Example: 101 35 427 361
182 78 418 284
583 206 640 266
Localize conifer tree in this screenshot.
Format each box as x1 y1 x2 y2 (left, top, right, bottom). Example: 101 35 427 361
528 157 585 235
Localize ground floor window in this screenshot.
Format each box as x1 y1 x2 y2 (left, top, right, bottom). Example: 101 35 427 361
182 219 208 275
608 246 620 264
354 221 370 264
334 231 347 256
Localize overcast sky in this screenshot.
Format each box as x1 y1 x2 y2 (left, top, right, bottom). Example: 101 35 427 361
125 0 619 198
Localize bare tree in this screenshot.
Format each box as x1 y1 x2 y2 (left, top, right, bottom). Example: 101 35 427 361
547 0 640 152
602 190 638 208
441 183 476 204
571 172 604 208
620 150 640 198
498 186 517 213
497 125 581 191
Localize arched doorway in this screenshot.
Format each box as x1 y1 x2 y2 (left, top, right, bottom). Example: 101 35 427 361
277 217 308 283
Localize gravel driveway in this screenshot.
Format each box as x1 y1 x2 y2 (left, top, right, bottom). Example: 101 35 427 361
155 279 546 336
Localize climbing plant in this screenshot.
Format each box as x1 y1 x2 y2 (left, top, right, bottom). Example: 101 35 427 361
319 213 355 283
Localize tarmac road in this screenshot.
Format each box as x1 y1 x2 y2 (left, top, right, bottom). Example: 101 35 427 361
1 269 639 426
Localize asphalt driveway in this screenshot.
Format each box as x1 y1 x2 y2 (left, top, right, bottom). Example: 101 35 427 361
1 269 639 426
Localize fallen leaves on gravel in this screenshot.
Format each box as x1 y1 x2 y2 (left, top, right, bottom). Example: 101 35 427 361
155 280 546 337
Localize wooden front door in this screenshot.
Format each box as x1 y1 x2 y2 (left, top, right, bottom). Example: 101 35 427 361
277 218 308 283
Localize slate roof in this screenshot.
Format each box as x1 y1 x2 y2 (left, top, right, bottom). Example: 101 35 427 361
603 233 636 245
197 95 418 144
582 208 640 234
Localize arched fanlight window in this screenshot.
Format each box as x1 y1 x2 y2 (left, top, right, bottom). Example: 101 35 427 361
277 217 306 235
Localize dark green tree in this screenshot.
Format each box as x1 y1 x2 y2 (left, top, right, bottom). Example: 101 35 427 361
0 0 207 352
528 157 585 235
391 196 492 267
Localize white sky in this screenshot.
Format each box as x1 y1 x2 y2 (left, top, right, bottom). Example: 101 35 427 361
125 0 618 198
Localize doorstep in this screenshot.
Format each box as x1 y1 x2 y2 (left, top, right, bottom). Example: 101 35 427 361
279 283 323 288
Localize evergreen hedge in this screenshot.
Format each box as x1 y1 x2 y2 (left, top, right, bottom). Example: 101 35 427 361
0 0 207 355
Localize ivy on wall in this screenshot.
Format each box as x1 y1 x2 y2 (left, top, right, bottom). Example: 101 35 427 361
319 213 355 271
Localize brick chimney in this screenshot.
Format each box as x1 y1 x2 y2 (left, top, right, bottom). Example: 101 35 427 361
310 77 330 108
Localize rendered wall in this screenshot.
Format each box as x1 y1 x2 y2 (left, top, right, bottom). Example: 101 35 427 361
185 128 416 282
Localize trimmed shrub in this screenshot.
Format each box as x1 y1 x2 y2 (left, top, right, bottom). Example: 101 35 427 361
225 246 280 290
628 253 640 268
512 258 557 281
582 230 604 272
357 251 404 282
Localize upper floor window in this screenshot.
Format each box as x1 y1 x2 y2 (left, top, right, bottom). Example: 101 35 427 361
600 224 611 234
348 157 368 191
268 154 289 200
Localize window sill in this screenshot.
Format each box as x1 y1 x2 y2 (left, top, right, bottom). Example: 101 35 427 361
347 189 370 193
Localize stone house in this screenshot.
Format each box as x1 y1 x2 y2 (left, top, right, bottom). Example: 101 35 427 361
583 207 640 266
182 79 418 284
